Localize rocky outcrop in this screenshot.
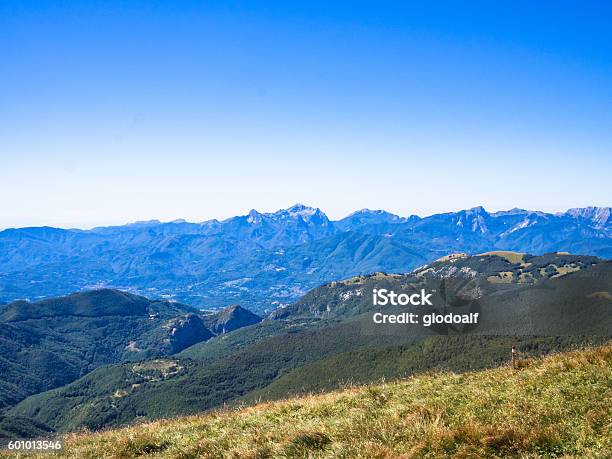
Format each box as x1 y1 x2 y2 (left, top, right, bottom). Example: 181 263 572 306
203 305 262 335
167 314 214 353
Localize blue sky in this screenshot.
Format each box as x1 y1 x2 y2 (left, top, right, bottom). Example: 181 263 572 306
1 1 611 228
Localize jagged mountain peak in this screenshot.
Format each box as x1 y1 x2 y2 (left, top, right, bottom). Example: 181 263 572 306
276 204 328 222
336 209 406 230
564 206 611 228
347 208 402 219
492 207 529 216
239 205 328 225
351 208 391 215
461 206 489 216
246 209 263 224
452 207 490 233
285 203 316 214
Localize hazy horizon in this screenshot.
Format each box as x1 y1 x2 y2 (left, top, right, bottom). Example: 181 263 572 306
2 202 610 231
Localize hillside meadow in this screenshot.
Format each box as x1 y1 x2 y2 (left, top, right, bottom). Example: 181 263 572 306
3 342 610 458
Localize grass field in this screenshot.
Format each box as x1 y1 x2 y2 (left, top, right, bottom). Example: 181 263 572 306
3 342 610 458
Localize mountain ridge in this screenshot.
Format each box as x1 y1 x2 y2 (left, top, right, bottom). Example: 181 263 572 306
4 204 611 231
1 205 610 311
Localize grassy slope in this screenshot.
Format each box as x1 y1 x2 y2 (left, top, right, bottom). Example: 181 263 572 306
5 343 610 459
243 335 611 404
9 317 428 432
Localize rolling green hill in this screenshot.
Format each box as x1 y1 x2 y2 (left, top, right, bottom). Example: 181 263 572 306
3 343 610 458
184 252 609 366
271 252 602 321
177 319 313 364
0 289 213 410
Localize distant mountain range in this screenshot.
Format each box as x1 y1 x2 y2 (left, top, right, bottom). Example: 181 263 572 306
0 204 610 311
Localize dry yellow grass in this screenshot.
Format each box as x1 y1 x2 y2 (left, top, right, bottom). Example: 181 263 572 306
477 251 526 264
486 271 514 284
336 272 403 286
587 291 612 300
552 264 581 278
3 343 610 458
434 253 468 263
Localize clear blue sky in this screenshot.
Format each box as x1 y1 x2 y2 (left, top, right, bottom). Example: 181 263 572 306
1 1 611 228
